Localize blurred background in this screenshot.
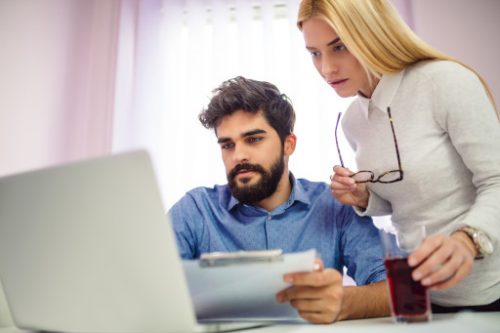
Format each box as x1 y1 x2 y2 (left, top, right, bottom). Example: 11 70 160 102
1 0 500 326
1 0 499 209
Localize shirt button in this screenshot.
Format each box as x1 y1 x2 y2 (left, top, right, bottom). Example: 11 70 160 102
267 214 272 220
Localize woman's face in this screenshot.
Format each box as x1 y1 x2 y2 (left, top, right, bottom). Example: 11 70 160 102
301 17 377 98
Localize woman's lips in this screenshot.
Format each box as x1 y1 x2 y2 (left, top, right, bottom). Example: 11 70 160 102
328 78 348 87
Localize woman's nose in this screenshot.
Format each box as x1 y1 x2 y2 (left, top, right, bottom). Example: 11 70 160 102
321 54 339 77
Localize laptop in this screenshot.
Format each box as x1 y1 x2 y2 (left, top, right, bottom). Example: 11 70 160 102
0 151 267 333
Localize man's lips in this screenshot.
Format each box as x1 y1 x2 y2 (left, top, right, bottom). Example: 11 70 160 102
236 169 255 176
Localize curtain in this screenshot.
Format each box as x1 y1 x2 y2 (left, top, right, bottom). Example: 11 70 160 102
113 0 356 209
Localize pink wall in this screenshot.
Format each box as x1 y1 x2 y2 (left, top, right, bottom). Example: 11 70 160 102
411 0 500 106
0 0 119 177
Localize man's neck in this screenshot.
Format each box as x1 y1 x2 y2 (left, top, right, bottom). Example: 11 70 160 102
257 170 292 212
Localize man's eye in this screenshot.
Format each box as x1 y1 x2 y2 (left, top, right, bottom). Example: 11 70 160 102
247 137 262 143
221 142 234 150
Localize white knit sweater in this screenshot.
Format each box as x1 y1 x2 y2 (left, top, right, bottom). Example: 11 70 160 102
344 60 500 306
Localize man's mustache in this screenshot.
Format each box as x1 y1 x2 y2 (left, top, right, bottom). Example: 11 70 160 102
228 163 266 181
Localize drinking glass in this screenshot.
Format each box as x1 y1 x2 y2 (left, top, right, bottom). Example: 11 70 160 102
380 226 431 323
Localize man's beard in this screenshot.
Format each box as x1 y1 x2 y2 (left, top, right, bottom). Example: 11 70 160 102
227 155 285 206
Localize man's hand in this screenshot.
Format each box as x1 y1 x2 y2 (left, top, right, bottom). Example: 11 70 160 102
275 259 344 324
408 233 474 290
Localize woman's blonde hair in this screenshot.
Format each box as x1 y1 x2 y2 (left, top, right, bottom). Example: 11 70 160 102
297 0 498 117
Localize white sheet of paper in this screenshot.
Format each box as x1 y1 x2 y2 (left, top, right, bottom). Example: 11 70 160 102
182 249 317 322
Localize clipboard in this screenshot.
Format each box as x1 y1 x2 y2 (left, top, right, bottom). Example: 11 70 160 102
199 249 284 267
182 249 316 322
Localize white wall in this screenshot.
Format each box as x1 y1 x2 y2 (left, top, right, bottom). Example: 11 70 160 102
411 0 500 106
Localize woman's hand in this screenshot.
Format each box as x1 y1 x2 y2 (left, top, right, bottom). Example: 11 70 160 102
330 165 370 208
408 233 475 290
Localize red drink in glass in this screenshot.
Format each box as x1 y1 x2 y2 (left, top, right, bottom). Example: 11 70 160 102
384 257 430 322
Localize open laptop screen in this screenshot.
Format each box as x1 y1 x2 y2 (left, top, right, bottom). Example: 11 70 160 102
0 151 199 332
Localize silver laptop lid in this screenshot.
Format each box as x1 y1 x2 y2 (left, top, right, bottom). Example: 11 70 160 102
0 151 197 332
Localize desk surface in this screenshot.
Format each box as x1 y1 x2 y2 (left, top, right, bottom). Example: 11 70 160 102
244 312 500 333
1 312 499 333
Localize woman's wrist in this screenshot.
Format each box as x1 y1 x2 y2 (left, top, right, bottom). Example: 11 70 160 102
355 190 369 209
452 231 478 258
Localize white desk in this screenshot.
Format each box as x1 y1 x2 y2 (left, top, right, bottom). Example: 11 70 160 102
243 312 500 333
1 312 499 333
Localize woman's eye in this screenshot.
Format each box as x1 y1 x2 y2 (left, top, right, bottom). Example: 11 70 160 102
334 44 347 52
309 50 320 58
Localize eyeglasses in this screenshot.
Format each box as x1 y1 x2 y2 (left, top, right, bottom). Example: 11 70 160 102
334 107 404 184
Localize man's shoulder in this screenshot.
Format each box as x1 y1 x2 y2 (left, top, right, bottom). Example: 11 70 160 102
184 184 229 197
295 178 330 194
186 183 231 201
295 178 341 207
170 184 231 211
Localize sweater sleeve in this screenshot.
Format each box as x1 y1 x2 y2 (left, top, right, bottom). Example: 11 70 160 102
430 63 500 244
353 189 393 217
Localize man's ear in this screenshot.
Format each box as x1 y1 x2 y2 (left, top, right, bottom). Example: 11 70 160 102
284 133 297 156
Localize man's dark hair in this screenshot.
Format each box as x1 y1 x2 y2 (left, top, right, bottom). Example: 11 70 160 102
199 76 296 143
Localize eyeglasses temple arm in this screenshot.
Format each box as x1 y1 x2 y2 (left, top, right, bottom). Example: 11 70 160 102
335 112 345 167
387 107 403 174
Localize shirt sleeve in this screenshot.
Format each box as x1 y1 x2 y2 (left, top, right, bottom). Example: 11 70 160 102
338 205 387 285
430 64 500 243
167 193 204 259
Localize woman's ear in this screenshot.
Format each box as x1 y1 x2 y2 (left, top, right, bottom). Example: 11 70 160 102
284 133 297 156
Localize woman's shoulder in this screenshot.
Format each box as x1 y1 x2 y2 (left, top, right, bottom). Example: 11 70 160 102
408 60 477 83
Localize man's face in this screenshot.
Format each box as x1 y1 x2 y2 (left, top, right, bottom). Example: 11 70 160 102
216 110 285 205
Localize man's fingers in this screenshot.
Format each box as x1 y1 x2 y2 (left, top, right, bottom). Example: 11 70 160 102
313 258 324 271
298 310 335 325
284 269 342 287
280 285 335 302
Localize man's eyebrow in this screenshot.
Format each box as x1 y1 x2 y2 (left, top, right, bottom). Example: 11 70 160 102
306 37 341 50
217 129 267 144
217 137 231 144
242 129 266 137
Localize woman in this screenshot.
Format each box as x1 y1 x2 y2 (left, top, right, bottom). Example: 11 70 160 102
297 0 500 312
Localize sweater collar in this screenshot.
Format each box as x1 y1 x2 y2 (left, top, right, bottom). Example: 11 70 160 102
357 68 405 119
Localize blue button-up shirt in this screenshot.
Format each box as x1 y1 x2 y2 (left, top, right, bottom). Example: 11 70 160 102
168 175 386 285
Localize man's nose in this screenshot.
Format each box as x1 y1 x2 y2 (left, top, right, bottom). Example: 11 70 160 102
232 144 249 164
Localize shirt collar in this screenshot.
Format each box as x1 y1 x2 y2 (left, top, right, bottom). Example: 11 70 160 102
357 68 405 119
227 172 310 211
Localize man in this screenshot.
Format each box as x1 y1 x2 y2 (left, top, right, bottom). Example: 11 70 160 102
169 76 390 324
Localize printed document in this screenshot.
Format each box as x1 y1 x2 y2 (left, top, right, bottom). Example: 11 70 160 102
183 249 316 322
